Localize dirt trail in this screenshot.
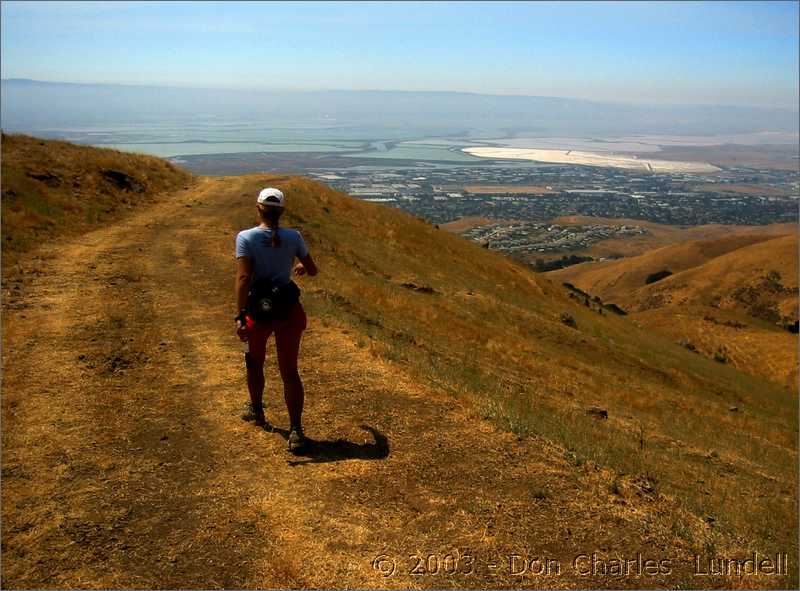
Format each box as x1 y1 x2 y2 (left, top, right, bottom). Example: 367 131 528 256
3 176 701 588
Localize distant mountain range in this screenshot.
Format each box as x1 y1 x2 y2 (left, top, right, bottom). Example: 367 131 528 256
2 78 798 135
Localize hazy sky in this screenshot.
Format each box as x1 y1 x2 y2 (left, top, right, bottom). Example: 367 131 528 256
2 1 798 108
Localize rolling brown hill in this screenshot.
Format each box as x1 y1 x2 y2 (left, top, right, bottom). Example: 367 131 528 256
1 132 191 270
551 231 798 388
548 214 795 260
634 234 798 319
2 136 797 588
549 231 797 309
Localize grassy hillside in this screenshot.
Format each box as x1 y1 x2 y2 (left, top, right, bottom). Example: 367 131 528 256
224 174 798 574
549 214 796 259
638 234 798 321
551 232 797 315
3 137 797 585
1 133 192 271
550 232 798 386
549 232 793 303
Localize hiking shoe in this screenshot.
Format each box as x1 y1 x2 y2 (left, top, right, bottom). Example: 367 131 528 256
241 403 266 427
287 426 307 453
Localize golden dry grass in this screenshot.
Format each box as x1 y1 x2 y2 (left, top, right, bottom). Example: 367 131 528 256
548 215 795 259
551 231 798 387
632 305 798 390
644 234 797 316
1 133 193 270
549 231 797 305
3 173 718 589
240 174 798 584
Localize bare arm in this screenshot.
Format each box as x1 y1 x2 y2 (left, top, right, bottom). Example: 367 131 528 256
294 253 318 277
236 256 253 313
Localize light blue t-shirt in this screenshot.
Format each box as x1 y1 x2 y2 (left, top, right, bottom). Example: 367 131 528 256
235 226 308 286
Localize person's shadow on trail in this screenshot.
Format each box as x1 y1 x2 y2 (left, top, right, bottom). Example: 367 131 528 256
268 424 390 466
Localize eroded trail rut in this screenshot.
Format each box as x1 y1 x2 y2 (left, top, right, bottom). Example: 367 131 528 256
3 177 696 588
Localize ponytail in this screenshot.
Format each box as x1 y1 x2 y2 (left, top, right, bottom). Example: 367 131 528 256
268 210 281 248
258 205 283 247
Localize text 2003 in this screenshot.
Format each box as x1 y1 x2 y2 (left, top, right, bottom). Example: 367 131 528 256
409 551 475 576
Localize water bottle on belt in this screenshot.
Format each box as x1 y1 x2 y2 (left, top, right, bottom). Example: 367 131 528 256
241 315 255 354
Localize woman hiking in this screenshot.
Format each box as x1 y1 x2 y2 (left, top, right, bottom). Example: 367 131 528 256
234 187 318 452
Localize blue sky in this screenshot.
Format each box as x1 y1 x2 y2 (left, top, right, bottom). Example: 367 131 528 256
2 1 798 108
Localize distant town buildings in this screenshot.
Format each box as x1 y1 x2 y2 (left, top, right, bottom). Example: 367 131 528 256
309 163 799 265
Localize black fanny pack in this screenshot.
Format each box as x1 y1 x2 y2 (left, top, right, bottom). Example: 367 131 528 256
247 278 301 323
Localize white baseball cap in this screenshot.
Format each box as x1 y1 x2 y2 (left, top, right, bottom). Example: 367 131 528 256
257 187 285 207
